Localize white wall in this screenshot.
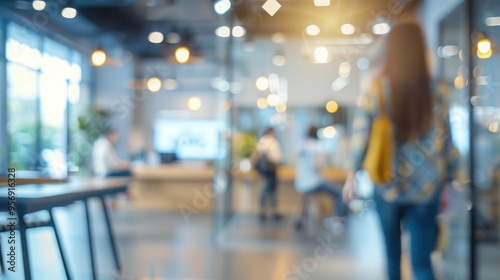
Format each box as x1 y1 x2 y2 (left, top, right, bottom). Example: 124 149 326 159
131 59 223 153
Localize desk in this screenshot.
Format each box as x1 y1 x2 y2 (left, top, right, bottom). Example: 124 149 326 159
0 178 130 280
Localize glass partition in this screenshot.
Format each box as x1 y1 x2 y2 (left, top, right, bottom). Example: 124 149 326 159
469 0 500 278
438 3 471 279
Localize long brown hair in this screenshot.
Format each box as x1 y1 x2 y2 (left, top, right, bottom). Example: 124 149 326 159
383 23 433 142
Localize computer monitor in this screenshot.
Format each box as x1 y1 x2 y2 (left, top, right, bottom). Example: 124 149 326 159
153 119 223 160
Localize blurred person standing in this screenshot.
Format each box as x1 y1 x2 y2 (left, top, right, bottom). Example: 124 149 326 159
255 127 282 222
92 128 132 177
343 22 460 280
294 126 346 230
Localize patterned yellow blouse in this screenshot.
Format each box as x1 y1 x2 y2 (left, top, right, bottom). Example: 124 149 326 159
346 80 460 204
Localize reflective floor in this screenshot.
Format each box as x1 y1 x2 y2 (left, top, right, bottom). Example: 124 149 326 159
0 193 494 280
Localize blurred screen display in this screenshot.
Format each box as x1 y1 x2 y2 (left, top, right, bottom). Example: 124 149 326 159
154 119 222 160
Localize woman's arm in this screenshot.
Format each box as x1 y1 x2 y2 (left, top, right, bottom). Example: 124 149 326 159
342 171 356 203
342 94 375 203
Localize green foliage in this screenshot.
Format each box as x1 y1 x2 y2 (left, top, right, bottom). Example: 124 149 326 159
77 108 113 143
233 132 257 159
71 107 113 174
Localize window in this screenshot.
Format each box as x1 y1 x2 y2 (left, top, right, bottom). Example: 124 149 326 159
4 21 91 176
6 63 38 169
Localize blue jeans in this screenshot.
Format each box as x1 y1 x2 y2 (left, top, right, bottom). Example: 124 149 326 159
260 172 278 211
374 189 440 280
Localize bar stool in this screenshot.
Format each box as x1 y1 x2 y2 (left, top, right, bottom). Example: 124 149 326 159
0 211 71 279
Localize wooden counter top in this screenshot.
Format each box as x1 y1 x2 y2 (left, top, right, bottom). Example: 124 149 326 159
132 164 347 182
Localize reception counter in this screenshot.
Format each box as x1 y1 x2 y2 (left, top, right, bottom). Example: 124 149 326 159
130 163 347 214
132 163 347 182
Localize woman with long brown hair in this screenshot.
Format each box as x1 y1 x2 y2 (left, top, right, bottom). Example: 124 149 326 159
342 22 460 280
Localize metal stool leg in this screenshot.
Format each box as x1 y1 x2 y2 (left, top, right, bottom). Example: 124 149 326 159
19 217 32 280
48 210 72 280
84 200 97 280
0 235 4 273
99 196 121 271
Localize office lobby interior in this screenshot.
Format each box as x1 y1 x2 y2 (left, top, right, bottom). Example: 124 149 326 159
1 0 500 279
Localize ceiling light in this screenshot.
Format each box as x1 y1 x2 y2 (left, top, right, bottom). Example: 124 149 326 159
148 32 164 44
61 7 77 19
275 102 287 113
256 76 269 91
32 0 46 11
214 0 231 15
489 122 499 133
477 38 492 59
262 0 281 17
215 26 231 38
454 76 465 89
91 49 106 66
271 33 286 44
438 45 459 58
357 57 369 70
232 26 246 37
218 80 230 92
267 93 279 107
306 25 320 36
175 46 190 63
188 96 202 111
323 126 336 139
314 46 329 63
326 101 338 113
478 38 491 54
257 98 268 109
268 73 280 93
473 66 484 78
273 54 286 66
314 0 330 6
372 22 391 35
477 49 492 59
147 77 162 93
163 79 178 90
166 33 181 44
486 16 500 26
339 62 351 78
341 23 356 35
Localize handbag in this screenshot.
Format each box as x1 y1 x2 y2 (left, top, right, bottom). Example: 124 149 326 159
363 81 394 184
254 153 276 175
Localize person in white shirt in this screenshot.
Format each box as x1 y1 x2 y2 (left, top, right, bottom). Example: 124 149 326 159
92 129 132 177
294 126 345 230
256 127 282 221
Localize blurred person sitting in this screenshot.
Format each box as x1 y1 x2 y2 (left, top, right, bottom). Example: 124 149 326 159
342 22 460 280
92 128 132 178
255 127 282 222
294 126 346 230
